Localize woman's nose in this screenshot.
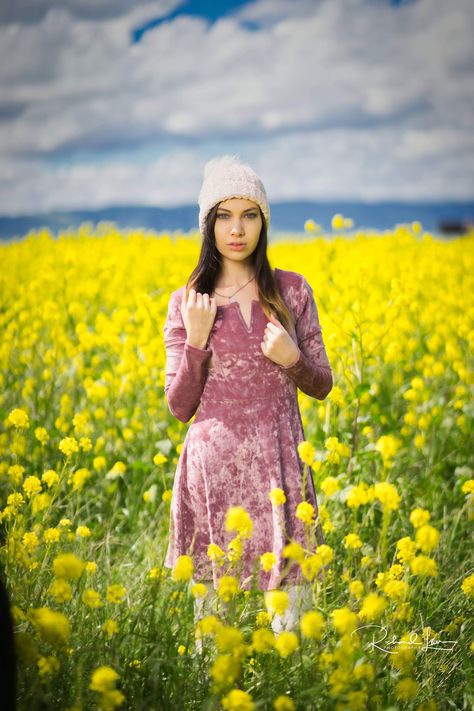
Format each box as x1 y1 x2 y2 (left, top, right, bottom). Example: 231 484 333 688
230 220 243 234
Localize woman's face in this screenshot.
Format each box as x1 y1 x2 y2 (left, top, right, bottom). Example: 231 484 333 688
213 197 262 266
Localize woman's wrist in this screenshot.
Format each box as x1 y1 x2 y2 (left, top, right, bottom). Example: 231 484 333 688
186 336 209 350
281 348 301 369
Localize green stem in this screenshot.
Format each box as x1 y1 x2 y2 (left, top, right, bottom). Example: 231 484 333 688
379 508 391 568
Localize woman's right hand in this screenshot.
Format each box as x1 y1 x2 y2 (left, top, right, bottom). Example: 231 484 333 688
181 287 217 349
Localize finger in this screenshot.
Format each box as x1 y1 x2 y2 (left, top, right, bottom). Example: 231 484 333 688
266 321 281 333
188 288 196 305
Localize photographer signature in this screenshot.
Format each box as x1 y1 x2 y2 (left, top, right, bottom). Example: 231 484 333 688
351 624 458 653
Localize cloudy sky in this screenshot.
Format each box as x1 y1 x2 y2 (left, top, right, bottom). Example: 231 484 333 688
1 0 473 215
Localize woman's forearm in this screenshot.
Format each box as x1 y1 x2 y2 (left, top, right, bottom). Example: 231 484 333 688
165 342 212 422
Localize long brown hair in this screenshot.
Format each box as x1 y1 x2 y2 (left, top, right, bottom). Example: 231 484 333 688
186 203 295 333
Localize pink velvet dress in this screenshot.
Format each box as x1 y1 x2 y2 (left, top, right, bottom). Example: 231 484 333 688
162 267 333 591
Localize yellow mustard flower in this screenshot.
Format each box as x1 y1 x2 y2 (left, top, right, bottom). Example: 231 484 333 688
8 465 25 486
374 434 401 464
22 476 42 498
274 631 299 658
89 665 120 693
273 695 295 711
283 541 305 562
255 611 272 627
191 583 208 599
58 437 80 457
320 476 340 497
210 655 240 691
358 593 388 622
295 501 315 525
38 655 60 676
300 554 322 582
348 580 364 599
215 625 244 654
172 555 194 582
316 544 334 564
221 688 253 710
330 606 358 635
264 590 289 616
346 482 373 509
344 533 363 549
269 487 287 506
225 506 253 538
52 553 85 580
297 441 315 465
101 619 119 637
409 555 438 577
461 572 474 597
373 481 401 510
6 408 30 429
461 479 474 495
34 427 49 444
415 524 440 553
300 610 325 639
207 543 226 563
409 507 431 528
82 589 103 608
48 579 73 604
227 536 242 561
396 537 418 564
29 608 71 647
217 575 239 603
260 552 277 571
251 627 275 653
106 584 127 604
42 469 60 488
331 213 344 230
76 525 91 538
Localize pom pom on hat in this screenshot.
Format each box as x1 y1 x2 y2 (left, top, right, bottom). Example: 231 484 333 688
198 154 270 238
203 154 241 180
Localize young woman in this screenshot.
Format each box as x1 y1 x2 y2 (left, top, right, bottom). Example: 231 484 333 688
162 155 333 632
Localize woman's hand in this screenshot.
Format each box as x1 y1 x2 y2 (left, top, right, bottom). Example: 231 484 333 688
181 288 217 349
261 313 300 367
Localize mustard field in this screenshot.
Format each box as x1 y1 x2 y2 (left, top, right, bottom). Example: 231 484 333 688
0 223 473 710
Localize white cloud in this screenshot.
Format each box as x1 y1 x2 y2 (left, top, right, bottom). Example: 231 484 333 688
0 0 473 213
0 0 176 25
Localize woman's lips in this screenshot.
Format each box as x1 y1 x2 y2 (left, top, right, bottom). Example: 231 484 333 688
228 243 246 250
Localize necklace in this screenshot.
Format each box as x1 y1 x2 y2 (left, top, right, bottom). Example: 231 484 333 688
213 274 255 302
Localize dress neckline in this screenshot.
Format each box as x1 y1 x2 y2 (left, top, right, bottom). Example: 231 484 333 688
216 299 260 332
213 269 283 332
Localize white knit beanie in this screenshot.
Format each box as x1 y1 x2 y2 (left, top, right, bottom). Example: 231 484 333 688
198 154 270 239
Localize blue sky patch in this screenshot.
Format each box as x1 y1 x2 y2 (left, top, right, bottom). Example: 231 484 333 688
131 0 255 43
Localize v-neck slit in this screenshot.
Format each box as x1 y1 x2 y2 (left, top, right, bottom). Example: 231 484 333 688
217 299 260 333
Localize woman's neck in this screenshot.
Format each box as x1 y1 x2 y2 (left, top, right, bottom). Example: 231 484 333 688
216 261 255 288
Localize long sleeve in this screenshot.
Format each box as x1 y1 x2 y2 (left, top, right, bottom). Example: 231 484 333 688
163 289 212 423
280 275 333 400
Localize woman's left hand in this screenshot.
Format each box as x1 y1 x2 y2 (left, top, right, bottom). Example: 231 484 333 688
261 313 300 367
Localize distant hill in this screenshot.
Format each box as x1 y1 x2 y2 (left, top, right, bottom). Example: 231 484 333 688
0 200 473 241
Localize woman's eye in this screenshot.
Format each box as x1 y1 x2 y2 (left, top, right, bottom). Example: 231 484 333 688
216 213 257 219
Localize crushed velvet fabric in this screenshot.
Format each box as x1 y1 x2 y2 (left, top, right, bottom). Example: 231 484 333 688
162 267 333 590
